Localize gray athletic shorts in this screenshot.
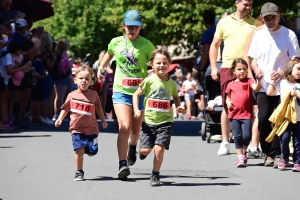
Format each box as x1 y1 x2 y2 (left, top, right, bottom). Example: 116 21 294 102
140 122 173 150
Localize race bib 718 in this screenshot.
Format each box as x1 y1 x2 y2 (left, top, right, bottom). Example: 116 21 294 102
70 98 94 116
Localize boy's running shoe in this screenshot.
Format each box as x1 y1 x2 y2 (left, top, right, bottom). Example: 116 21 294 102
127 143 137 166
292 164 300 172
150 174 162 187
236 158 247 168
118 164 130 180
74 170 84 181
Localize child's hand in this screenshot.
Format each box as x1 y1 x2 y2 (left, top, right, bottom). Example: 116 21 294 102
226 99 233 109
134 110 141 119
177 106 185 113
55 119 62 127
102 121 108 129
291 88 298 97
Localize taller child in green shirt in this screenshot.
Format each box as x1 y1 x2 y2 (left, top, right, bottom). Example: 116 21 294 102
133 47 185 186
97 10 156 180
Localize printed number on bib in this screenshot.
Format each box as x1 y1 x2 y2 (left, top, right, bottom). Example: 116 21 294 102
71 98 94 116
122 77 143 89
148 98 170 112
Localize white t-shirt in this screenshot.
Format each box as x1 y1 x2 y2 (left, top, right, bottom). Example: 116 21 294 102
248 26 300 93
276 79 300 121
183 79 196 96
0 53 13 85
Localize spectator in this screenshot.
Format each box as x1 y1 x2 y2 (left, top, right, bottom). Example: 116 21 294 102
183 72 197 119
31 26 44 55
0 0 11 26
9 18 27 43
248 2 300 167
209 0 256 156
52 38 71 121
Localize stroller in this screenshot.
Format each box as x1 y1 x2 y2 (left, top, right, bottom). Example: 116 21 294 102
201 61 233 143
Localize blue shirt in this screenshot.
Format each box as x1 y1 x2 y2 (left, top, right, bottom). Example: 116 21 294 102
200 26 216 72
9 32 26 44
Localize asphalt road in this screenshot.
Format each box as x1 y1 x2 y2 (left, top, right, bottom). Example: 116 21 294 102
0 119 297 200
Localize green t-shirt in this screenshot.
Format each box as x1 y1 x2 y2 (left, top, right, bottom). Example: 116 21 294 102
108 36 156 95
140 75 178 125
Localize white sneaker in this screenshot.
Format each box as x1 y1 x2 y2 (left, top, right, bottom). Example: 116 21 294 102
217 142 230 156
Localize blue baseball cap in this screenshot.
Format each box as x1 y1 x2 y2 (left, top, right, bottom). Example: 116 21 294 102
124 10 142 27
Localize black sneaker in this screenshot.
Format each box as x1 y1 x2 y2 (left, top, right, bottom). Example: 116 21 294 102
150 174 162 187
74 170 84 181
139 150 147 160
118 164 130 180
127 143 137 166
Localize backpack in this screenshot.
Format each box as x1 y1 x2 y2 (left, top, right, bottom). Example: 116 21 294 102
58 51 69 75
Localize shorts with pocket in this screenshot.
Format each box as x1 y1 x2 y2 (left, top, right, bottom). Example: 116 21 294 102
72 133 98 155
139 122 173 150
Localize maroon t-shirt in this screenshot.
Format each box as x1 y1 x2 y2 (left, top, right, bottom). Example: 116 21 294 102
225 78 255 119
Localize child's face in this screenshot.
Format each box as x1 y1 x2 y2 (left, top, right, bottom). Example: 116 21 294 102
292 63 300 80
233 63 247 80
151 53 170 75
74 70 92 92
186 73 191 80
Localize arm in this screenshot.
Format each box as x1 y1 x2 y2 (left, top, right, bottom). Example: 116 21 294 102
266 78 277 96
133 87 143 118
198 44 210 71
54 109 69 127
225 94 233 109
96 104 108 129
173 94 185 113
209 37 222 81
291 89 300 99
6 63 31 74
251 59 264 79
251 79 262 93
97 53 114 78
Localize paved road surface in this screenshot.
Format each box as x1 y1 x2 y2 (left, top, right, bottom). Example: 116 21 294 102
0 119 297 200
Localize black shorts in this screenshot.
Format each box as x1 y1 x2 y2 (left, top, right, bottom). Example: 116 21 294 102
140 122 173 150
0 76 5 92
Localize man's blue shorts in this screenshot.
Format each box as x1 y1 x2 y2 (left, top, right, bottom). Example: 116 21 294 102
72 133 98 155
112 91 145 110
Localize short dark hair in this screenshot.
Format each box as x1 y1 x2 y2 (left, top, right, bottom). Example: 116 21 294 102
202 10 215 25
21 39 34 51
8 41 22 54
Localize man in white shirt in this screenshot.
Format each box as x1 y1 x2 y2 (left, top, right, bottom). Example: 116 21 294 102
248 2 300 167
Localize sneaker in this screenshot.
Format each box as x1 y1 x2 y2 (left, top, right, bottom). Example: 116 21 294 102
236 158 247 168
150 174 162 187
273 156 282 169
278 158 288 170
74 170 84 181
217 142 230 156
52 115 58 122
292 164 300 172
118 164 130 180
127 143 137 166
139 150 147 160
2 121 17 129
0 122 9 129
247 148 265 159
264 157 274 167
41 117 54 125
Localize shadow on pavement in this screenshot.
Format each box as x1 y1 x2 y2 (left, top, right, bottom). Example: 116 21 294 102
0 135 51 138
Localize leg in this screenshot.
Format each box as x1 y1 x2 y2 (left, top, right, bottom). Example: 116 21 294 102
221 107 230 142
153 145 165 172
292 122 300 164
185 98 192 118
75 148 85 170
19 88 31 121
53 85 68 116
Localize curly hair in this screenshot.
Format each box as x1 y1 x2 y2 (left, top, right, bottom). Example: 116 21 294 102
75 65 94 79
282 57 300 83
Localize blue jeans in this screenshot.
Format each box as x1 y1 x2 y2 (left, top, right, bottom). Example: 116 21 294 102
230 119 252 149
280 122 300 164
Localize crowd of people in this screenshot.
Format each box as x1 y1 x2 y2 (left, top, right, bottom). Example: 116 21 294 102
1 0 300 186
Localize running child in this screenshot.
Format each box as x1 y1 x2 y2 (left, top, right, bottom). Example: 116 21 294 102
133 47 185 186
266 57 300 172
54 65 108 181
225 58 261 167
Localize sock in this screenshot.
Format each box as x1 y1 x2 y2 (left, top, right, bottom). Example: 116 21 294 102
152 170 159 175
249 146 258 152
238 154 245 159
12 102 21 124
119 160 127 168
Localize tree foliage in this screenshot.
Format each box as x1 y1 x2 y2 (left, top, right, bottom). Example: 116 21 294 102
36 0 300 58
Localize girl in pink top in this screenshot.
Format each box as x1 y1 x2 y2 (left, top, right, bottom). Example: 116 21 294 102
225 58 261 168
54 65 108 181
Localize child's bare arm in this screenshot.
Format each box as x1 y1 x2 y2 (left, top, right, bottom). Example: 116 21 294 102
266 79 277 96
133 87 143 118
55 110 68 127
226 94 233 109
96 105 107 128
251 79 262 92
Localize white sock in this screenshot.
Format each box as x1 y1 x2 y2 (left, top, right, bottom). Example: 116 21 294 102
238 154 245 159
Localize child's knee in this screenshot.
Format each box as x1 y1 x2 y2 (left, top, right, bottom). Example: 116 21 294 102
154 145 165 154
140 148 152 155
75 148 85 155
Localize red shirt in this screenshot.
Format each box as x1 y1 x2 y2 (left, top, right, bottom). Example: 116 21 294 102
225 78 255 119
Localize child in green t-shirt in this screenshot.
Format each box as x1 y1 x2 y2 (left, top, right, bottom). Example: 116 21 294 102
133 47 185 187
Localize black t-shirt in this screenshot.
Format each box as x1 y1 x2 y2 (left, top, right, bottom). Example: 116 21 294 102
43 48 53 77
52 53 70 80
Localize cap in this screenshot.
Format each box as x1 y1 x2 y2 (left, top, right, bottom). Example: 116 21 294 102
13 71 25 86
124 10 142 26
15 18 28 27
261 2 280 18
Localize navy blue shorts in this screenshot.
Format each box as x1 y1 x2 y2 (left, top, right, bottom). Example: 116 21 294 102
72 133 98 155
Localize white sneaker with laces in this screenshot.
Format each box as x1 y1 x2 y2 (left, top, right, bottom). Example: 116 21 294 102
217 142 230 156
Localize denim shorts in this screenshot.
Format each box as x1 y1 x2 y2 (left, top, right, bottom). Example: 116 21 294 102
53 78 68 88
72 133 98 155
112 91 145 110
